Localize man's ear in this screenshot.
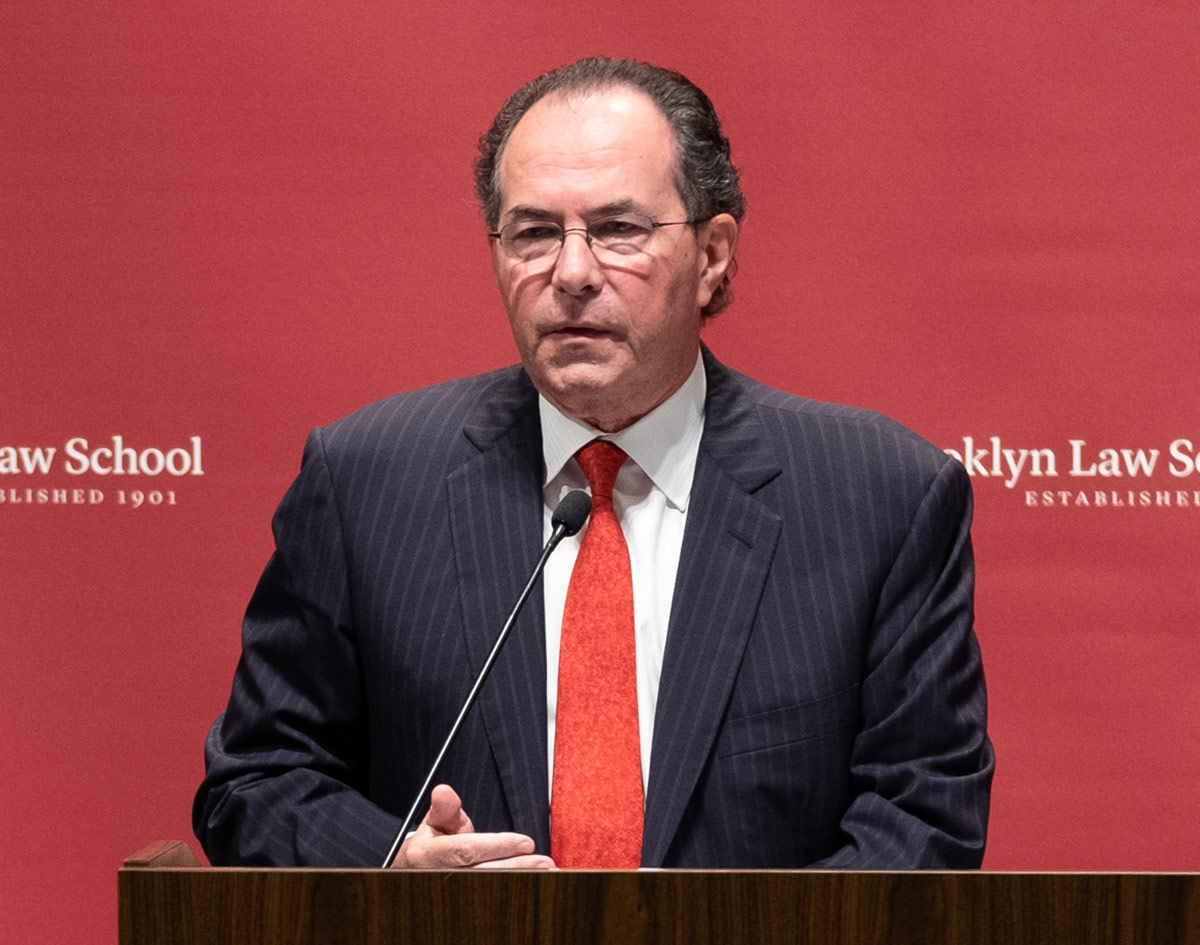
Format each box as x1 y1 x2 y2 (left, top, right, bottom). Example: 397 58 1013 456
489 235 505 289
695 214 739 310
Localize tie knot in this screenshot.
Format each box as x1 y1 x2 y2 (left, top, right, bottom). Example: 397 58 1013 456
576 440 628 499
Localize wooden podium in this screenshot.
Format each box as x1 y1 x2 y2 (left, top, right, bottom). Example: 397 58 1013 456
120 841 1199 945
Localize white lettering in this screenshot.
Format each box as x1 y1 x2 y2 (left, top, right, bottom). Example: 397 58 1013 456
988 436 1003 477
960 436 991 478
57 436 206 476
1120 448 1159 477
113 436 138 475
1069 440 1096 477
21 446 56 474
1168 439 1196 477
1002 448 1027 488
0 445 58 474
64 438 90 474
165 448 190 476
138 448 165 476
1070 441 1159 479
999 447 1057 488
1097 448 1121 477
91 447 112 475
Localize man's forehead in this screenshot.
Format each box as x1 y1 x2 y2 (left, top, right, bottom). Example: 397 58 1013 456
496 86 680 208
519 84 666 131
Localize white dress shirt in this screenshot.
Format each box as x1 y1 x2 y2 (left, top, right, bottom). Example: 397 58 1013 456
540 352 706 797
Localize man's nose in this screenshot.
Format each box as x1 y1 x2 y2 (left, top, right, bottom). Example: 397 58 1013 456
551 228 603 297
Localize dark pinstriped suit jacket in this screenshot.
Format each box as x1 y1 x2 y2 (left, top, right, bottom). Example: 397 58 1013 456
195 349 993 868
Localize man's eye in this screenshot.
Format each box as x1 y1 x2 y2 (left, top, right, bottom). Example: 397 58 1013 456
510 224 559 243
591 218 651 241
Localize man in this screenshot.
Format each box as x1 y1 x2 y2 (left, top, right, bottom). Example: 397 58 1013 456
195 57 993 870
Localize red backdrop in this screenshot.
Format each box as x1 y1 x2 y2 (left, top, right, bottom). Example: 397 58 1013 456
3 2 1198 942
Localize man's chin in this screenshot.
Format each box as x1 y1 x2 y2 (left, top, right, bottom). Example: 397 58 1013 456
529 363 627 421
542 366 617 398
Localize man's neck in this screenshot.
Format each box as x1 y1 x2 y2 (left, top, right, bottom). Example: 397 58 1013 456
539 352 707 510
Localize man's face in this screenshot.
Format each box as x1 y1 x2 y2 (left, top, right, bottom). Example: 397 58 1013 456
491 87 728 432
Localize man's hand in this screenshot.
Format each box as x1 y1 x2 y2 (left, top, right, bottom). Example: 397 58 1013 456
390 784 556 869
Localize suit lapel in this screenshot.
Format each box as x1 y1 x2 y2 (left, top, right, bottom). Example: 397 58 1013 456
446 369 552 852
642 351 784 866
440 355 784 863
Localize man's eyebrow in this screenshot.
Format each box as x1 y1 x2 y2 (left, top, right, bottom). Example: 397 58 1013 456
587 199 642 217
502 199 648 223
503 205 558 222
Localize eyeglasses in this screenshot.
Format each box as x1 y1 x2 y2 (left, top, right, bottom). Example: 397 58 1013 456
489 211 698 262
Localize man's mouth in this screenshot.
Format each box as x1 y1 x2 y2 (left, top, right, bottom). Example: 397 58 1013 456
546 326 613 339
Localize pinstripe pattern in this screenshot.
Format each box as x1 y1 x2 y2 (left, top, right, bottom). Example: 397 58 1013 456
195 349 992 868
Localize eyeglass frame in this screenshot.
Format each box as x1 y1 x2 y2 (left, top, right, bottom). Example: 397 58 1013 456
487 212 704 262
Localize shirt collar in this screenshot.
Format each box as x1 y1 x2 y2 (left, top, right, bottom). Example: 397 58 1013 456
539 352 706 511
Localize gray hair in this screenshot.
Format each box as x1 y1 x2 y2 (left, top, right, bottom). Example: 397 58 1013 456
474 57 746 317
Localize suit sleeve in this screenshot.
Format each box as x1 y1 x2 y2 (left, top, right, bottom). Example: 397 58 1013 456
814 456 994 868
193 427 402 866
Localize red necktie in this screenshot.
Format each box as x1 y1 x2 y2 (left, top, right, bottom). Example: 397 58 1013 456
550 440 643 868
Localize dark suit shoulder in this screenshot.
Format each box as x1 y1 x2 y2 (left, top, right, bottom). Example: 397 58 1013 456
312 364 534 466
725 366 960 485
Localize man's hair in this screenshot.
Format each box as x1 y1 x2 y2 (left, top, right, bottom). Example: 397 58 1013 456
474 56 746 317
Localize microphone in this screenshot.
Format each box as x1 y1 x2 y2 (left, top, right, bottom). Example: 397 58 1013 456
381 489 592 868
551 488 592 537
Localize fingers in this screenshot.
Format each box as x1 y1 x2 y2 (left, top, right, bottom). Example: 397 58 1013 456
391 784 549 869
472 853 556 870
397 830 542 869
437 831 537 867
424 784 473 835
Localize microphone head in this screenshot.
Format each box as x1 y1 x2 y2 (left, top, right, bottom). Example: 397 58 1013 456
552 490 592 537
